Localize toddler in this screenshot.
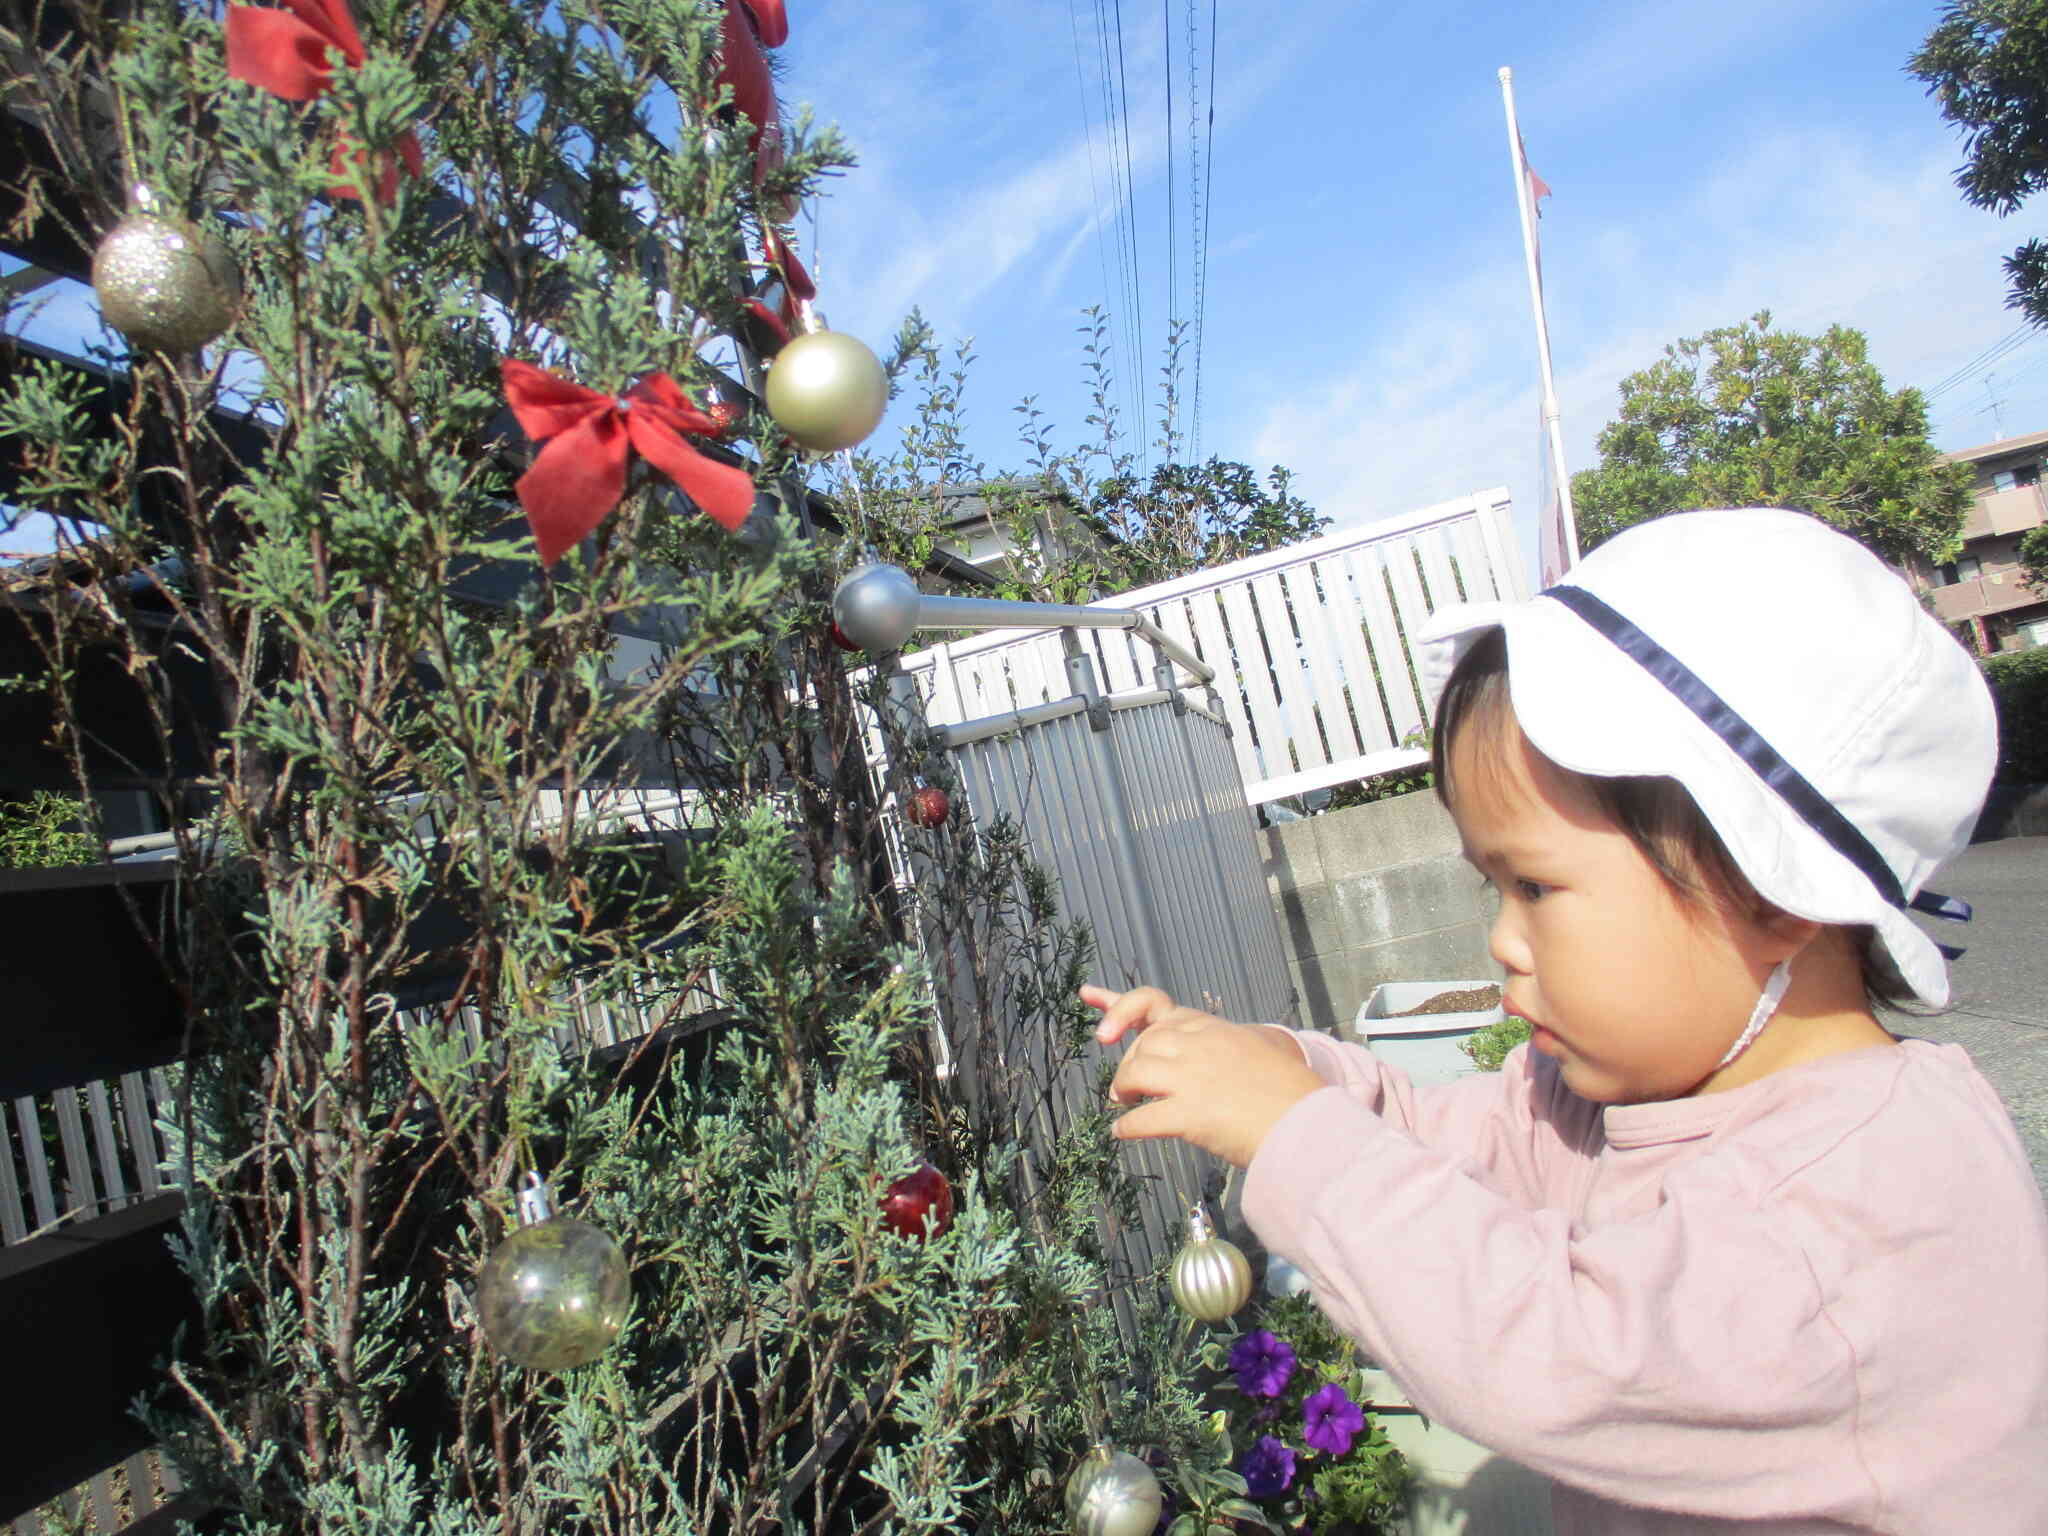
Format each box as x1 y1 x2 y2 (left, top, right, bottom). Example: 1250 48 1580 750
1088 508 2048 1533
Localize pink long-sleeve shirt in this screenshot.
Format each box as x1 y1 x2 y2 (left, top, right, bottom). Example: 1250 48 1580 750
1242 1035 2048 1533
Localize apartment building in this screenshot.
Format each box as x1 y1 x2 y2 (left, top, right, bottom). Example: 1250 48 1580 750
1908 428 2048 653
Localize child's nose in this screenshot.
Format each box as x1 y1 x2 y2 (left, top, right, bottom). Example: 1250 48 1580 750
1489 903 1532 977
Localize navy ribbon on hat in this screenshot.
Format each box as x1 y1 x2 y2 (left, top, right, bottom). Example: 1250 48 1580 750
1541 584 1970 959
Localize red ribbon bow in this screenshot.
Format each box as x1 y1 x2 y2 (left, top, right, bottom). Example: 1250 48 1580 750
716 0 778 155
225 0 424 205
740 0 787 49
500 360 756 565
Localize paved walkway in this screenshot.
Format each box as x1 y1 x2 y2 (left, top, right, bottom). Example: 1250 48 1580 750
1906 835 2048 1198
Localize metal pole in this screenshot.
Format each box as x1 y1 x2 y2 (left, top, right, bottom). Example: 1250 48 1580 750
910 592 1215 684
1498 66 1580 571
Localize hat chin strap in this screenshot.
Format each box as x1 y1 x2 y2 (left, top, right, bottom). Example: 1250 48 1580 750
1713 959 1795 1073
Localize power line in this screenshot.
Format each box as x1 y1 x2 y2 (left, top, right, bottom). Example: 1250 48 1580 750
1162 0 1178 458
1108 0 1148 469
1067 0 1124 447
1091 0 1147 459
1924 322 2037 403
1189 0 1215 466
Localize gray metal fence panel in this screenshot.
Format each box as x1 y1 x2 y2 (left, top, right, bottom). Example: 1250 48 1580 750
869 642 1296 1301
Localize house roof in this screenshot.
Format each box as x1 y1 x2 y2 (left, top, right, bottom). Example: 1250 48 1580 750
1938 427 2048 466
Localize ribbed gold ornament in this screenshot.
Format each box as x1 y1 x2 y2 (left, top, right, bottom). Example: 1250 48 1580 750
90 188 241 354
1168 1202 1252 1323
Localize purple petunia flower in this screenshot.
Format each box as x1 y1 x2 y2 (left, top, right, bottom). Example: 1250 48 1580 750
1301 1381 1366 1456
1228 1328 1297 1399
1241 1434 1296 1499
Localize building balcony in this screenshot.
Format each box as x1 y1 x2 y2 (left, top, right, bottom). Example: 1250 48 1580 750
1929 567 2048 623
1961 484 2047 542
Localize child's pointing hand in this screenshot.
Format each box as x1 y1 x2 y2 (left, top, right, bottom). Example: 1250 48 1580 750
1082 984 1324 1168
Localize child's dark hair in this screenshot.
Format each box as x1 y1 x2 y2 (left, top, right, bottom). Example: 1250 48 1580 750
1430 627 1912 1008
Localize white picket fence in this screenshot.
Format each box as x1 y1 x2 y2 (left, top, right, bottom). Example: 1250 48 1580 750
895 487 1525 806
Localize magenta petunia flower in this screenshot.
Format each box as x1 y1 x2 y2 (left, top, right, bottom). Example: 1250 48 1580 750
1228 1329 1297 1399
1301 1381 1366 1456
1241 1434 1296 1499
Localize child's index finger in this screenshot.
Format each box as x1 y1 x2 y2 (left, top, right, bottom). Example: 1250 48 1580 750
1085 984 1177 1046
1080 984 1130 1044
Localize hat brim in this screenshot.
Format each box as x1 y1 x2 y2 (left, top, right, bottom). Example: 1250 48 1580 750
1417 601 1950 1007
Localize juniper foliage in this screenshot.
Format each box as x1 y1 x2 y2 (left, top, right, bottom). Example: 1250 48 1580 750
1 0 1215 1528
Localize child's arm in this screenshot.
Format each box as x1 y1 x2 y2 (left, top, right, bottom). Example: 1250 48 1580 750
1242 1085 1859 1520
1088 984 1583 1205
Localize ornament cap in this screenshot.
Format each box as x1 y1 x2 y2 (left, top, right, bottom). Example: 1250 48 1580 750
516 1171 554 1227
1186 1201 1215 1242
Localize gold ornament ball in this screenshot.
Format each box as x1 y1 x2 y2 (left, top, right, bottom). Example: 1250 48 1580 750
1063 1446 1162 1536
91 207 241 354
1169 1205 1252 1323
764 329 889 452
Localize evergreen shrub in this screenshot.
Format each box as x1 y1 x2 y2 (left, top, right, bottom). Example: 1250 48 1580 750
1984 647 2048 783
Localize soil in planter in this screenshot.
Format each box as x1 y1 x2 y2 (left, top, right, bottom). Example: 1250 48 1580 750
1388 983 1501 1017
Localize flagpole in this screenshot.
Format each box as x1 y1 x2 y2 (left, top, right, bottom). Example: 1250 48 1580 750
1498 66 1580 571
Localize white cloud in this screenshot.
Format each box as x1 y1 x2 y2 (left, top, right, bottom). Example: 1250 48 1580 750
1249 123 2047 582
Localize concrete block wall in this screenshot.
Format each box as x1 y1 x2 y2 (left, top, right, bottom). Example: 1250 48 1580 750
1975 783 2048 841
1262 790 1498 1036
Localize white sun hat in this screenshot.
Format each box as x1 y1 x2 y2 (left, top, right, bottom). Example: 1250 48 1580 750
1415 508 1996 1007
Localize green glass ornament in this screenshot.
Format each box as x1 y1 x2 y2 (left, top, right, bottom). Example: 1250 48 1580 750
1169 1202 1252 1323
90 186 241 354
1063 1444 1162 1536
477 1173 629 1371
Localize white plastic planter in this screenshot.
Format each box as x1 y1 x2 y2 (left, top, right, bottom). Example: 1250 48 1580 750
1354 981 1504 1086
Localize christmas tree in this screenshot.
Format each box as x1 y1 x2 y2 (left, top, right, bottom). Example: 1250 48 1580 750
0 0 1232 1528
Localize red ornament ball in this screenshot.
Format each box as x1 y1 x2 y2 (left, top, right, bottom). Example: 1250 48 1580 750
880 1162 953 1241
705 398 744 437
829 620 863 652
904 785 949 828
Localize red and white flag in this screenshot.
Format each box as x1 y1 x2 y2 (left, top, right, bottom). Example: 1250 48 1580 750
1523 142 1571 587
1501 67 1579 586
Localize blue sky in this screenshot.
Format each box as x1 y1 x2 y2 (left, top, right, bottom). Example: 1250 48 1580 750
7 0 2042 579
773 0 2048 575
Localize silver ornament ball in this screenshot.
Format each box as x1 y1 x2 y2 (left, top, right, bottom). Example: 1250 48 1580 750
1063 1446 1163 1536
831 561 921 652
764 329 889 452
1169 1203 1253 1323
91 198 240 354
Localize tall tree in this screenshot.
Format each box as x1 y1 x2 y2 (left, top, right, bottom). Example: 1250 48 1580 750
1909 0 2048 328
0 1 1225 1528
1570 312 1971 565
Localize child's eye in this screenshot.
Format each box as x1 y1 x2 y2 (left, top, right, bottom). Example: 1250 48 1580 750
1515 879 1548 902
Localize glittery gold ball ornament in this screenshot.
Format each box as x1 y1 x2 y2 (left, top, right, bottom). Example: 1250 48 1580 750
1169 1202 1252 1323
1063 1445 1163 1536
764 329 889 452
477 1174 629 1372
90 189 241 354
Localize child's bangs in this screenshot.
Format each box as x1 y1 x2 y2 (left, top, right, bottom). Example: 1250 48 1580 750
1430 628 1522 814
1430 627 1756 918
